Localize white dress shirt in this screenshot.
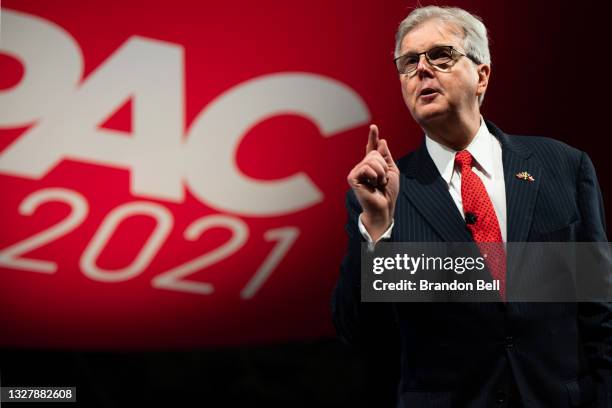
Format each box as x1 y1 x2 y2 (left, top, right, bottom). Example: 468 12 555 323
358 117 507 246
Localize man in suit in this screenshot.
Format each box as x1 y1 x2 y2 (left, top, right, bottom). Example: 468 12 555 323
331 6 611 408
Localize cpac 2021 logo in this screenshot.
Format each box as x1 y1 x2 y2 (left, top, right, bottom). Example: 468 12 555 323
0 9 370 301
1 9 370 215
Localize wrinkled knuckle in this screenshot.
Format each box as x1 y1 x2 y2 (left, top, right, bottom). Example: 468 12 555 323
363 159 376 169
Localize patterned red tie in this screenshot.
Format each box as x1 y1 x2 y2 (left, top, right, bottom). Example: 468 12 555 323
455 150 506 301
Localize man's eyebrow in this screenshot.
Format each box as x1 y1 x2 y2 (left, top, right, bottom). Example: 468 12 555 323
401 43 453 55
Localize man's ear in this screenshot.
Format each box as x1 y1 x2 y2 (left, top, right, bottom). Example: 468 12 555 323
476 64 491 98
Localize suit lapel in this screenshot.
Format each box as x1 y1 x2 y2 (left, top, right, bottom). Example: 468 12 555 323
486 121 541 242
398 121 541 244
398 142 473 242
486 122 541 302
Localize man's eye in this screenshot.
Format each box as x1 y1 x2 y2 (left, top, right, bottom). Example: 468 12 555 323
429 48 452 61
403 56 419 66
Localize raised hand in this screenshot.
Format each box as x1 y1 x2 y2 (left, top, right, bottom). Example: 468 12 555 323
347 124 400 241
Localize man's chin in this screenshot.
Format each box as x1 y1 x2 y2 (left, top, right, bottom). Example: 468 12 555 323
412 105 449 125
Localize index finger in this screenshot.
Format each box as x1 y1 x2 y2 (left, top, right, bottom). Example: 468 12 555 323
366 124 379 153
377 139 396 169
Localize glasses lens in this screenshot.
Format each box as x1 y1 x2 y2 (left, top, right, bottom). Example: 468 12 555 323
396 54 419 74
427 46 453 66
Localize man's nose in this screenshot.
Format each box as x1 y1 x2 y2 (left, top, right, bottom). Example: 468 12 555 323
415 54 434 77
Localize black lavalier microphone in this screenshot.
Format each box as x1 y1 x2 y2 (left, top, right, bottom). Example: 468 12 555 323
465 212 477 225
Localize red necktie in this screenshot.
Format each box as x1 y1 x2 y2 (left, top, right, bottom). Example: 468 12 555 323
455 150 506 301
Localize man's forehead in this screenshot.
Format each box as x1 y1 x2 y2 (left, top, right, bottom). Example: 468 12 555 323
400 20 463 54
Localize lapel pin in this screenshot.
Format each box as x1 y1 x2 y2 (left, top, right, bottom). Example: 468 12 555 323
515 171 535 182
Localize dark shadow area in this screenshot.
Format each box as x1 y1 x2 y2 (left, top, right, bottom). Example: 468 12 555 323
1 337 400 407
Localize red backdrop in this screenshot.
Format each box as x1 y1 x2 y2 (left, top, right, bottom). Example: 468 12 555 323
1 1 609 349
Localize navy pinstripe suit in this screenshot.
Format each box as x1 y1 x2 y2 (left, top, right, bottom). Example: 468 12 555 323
332 121 611 407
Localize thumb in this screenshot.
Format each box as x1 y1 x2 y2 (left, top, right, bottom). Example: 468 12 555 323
366 124 379 153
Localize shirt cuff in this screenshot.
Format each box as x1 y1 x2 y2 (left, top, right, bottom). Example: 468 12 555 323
358 213 394 251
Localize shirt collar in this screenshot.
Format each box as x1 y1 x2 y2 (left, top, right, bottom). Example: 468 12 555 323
425 116 496 184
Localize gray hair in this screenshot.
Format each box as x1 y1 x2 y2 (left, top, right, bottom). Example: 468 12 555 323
394 6 491 104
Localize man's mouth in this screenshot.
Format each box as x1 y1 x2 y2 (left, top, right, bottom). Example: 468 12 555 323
419 87 440 97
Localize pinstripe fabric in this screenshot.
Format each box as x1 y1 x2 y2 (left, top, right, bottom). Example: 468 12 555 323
331 120 611 408
393 141 472 243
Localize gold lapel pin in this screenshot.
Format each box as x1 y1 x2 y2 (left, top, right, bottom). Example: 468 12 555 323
515 171 534 182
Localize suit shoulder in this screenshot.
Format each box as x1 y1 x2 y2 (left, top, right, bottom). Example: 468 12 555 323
509 134 583 163
395 149 419 170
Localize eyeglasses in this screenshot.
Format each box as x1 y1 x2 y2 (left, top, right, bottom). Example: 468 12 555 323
394 45 479 76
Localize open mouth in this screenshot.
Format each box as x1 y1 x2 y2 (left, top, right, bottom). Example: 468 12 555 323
419 87 439 97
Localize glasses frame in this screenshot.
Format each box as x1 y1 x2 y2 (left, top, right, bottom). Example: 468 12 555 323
393 45 480 76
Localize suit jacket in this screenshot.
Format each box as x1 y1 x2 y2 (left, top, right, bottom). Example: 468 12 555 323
331 121 612 408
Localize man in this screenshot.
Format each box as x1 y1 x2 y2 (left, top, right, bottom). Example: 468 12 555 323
331 6 611 408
